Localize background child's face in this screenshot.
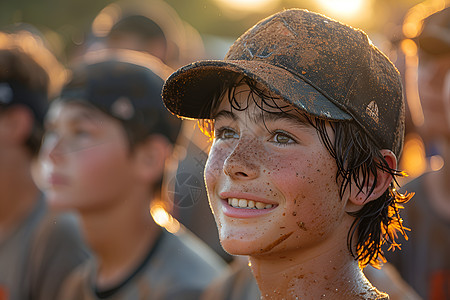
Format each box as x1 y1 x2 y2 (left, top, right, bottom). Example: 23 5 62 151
205 84 351 257
418 54 450 141
39 101 138 212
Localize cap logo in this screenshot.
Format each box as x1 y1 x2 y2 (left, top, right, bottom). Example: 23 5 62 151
111 97 135 120
366 101 379 123
0 83 13 104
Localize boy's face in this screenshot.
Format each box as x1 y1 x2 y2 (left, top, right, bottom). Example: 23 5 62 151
205 84 351 256
418 53 450 140
39 101 138 211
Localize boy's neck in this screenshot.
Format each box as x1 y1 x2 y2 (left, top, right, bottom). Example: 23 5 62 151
79 192 161 289
249 231 382 299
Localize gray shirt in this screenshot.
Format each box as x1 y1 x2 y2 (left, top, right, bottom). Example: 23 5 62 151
0 197 89 300
58 227 227 300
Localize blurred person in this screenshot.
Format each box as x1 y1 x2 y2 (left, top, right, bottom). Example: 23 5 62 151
163 8 412 299
444 70 450 128
89 0 204 69
93 0 229 263
0 30 89 300
39 50 226 300
385 6 450 300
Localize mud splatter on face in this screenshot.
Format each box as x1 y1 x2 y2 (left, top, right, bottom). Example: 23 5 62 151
258 232 293 253
297 221 307 231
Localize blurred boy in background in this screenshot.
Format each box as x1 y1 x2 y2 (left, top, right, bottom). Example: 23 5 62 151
88 0 204 69
39 50 226 300
89 0 230 262
0 29 89 300
386 5 450 299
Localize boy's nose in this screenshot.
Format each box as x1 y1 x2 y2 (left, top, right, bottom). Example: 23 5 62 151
223 138 260 180
42 138 66 164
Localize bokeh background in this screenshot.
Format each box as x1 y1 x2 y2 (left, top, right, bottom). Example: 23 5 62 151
0 0 425 62
2 0 448 193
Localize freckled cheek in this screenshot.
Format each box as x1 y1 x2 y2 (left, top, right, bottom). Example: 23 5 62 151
204 145 230 191
268 152 342 225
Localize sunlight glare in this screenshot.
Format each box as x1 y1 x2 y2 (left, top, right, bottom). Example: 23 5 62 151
150 203 181 234
214 0 279 13
316 0 366 18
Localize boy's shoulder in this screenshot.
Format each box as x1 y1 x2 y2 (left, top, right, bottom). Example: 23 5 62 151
154 227 227 274
57 228 227 300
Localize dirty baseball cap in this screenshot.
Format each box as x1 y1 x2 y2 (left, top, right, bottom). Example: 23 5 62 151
59 52 181 144
162 9 405 155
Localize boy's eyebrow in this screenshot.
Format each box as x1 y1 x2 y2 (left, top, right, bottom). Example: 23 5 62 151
214 110 237 121
45 107 102 128
73 110 102 123
214 109 312 128
253 111 311 127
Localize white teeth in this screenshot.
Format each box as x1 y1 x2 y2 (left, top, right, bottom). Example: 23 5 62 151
227 198 275 210
255 202 265 209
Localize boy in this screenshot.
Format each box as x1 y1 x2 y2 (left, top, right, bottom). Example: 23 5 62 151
162 9 412 299
0 30 88 300
39 51 226 299
385 6 450 299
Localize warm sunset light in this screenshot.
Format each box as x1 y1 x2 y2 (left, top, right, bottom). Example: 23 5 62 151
91 3 121 37
400 134 427 179
150 203 181 234
402 0 447 38
430 155 445 172
402 39 424 128
316 0 367 18
213 0 280 13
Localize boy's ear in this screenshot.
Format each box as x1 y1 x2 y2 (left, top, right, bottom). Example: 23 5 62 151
0 106 33 145
133 135 172 184
348 149 397 206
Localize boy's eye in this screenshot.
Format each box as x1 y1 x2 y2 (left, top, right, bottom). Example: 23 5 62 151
215 127 239 140
73 128 91 138
271 131 296 145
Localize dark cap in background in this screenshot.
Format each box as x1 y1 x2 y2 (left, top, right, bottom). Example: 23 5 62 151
60 51 181 144
162 9 405 156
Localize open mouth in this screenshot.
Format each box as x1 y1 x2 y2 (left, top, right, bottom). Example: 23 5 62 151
227 198 276 209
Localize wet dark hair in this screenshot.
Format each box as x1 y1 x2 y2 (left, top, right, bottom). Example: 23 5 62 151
199 75 412 268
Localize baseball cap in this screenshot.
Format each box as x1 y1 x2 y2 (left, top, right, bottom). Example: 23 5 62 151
59 52 181 144
162 9 405 156
0 81 48 123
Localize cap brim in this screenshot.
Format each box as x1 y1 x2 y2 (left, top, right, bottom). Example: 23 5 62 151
162 60 352 121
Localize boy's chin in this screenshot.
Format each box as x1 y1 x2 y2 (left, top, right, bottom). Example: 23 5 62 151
45 193 75 212
217 224 284 256
220 239 258 256
219 233 280 256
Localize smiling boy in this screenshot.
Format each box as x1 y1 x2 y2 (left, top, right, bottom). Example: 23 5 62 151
162 9 412 299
